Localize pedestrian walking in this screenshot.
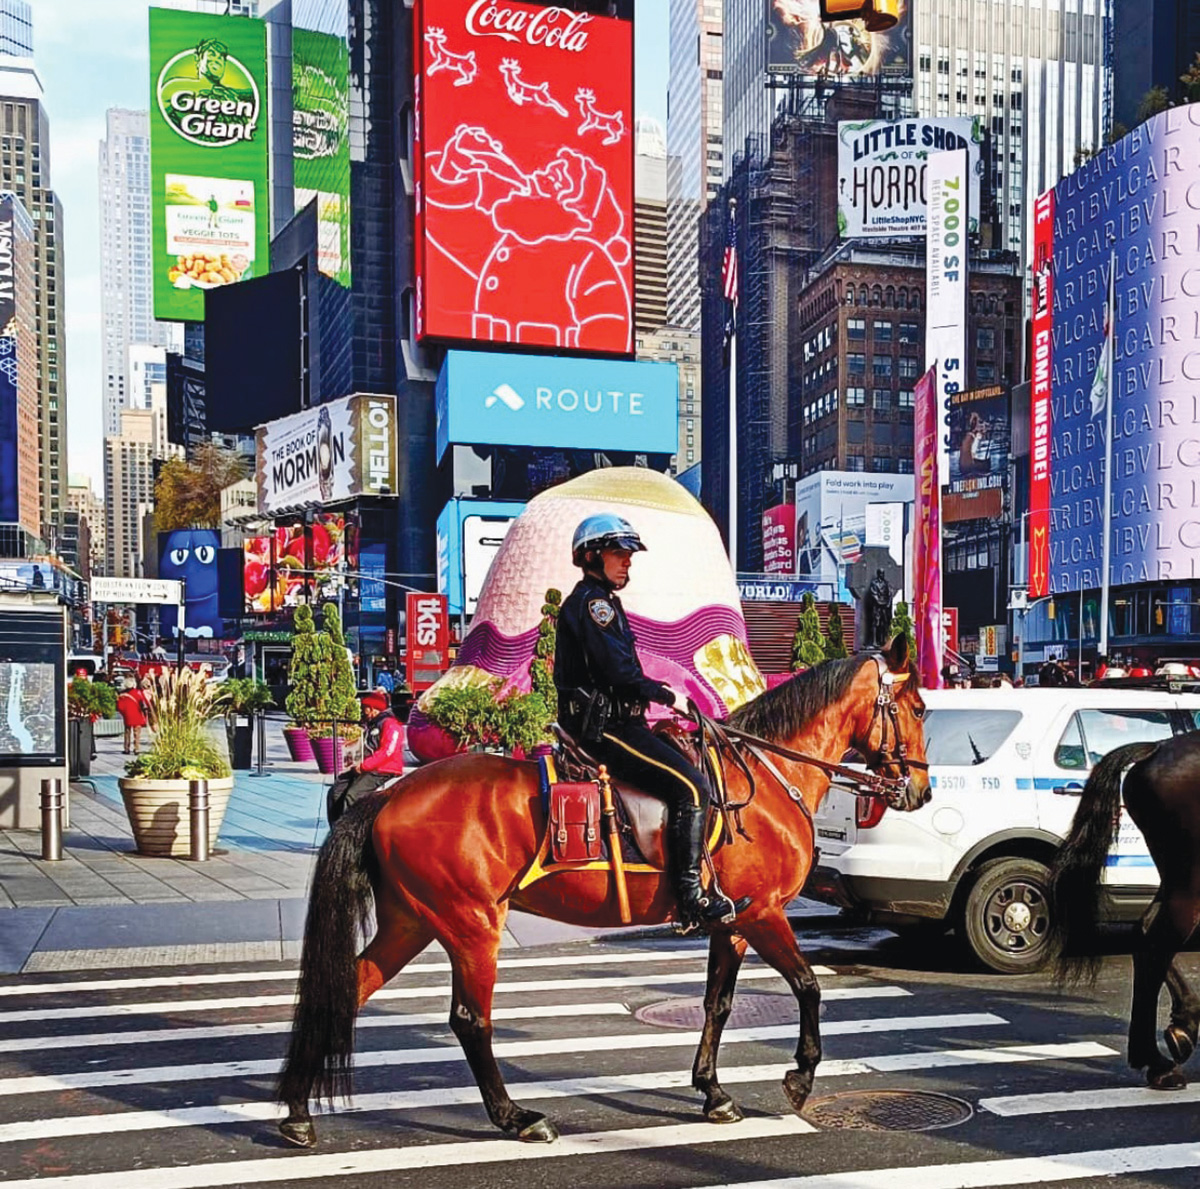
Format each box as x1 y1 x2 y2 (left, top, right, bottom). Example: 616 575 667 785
117 679 148 754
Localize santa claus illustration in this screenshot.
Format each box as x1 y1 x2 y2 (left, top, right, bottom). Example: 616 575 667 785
424 125 631 353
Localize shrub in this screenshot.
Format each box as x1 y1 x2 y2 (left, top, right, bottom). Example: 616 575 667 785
791 592 826 671
68 677 117 721
889 600 917 657
424 681 554 753
529 587 561 720
824 604 849 660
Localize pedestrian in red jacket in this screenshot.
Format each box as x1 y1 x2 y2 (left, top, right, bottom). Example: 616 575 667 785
325 691 405 824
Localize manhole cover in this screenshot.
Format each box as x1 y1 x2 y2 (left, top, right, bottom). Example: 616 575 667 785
636 993 797 1030
803 1090 973 1132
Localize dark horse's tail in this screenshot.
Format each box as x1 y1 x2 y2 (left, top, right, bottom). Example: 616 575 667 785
1050 741 1159 986
277 793 387 1109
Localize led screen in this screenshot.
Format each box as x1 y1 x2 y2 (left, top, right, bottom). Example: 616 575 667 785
414 0 634 356
1041 109 1200 592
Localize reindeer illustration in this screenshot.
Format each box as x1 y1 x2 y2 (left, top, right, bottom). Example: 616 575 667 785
499 59 568 117
575 89 625 146
425 27 477 88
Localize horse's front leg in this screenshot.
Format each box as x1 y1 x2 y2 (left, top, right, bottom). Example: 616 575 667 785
692 929 748 1123
446 910 559 1142
739 908 821 1113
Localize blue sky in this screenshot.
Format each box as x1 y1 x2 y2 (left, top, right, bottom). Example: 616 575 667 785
35 1 671 492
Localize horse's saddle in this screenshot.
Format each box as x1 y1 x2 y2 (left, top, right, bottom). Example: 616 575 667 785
542 723 709 870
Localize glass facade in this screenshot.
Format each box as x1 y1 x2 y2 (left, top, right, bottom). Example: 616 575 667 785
0 1 31 57
667 0 723 331
722 0 771 178
914 0 1109 263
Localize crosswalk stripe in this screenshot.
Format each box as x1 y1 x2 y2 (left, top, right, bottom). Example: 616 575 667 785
0 1042 1115 1146
980 1082 1200 1117
0 1115 819 1188
684 1141 1200 1188
0 966 794 1023
0 985 909 1054
0 948 829 998
0 1002 630 1054
0 1012 1005 1096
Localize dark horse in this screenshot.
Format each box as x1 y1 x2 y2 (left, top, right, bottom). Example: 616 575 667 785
1051 733 1200 1090
277 639 930 1146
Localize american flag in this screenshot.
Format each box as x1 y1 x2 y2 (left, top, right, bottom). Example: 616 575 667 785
721 207 739 306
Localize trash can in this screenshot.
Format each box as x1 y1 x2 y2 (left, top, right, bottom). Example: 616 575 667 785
231 718 254 770
68 718 92 780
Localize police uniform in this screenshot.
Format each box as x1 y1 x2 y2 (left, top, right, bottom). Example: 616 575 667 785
556 575 711 818
555 513 750 929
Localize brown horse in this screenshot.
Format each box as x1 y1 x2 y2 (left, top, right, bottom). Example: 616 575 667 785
277 638 931 1147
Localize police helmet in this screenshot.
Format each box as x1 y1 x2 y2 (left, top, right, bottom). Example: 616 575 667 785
571 514 646 566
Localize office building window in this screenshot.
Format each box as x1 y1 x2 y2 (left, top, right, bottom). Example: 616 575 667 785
846 386 865 406
872 356 892 379
874 321 893 342
872 389 890 410
899 356 919 380
847 317 865 339
847 353 865 373
872 456 891 472
847 455 865 471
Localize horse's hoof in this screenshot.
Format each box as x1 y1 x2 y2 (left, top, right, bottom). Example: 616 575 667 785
517 1116 559 1143
1165 1024 1196 1065
782 1069 812 1114
1147 1064 1188 1091
279 1118 317 1148
705 1096 745 1124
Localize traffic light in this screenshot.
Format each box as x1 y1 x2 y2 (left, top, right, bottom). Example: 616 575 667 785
819 0 902 31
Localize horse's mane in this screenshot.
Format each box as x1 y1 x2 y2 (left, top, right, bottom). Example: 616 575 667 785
728 654 877 743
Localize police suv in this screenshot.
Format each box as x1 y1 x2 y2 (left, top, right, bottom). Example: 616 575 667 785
806 686 1200 974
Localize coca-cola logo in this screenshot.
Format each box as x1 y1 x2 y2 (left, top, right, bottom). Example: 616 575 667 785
465 0 592 52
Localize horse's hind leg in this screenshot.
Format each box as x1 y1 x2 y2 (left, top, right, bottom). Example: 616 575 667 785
1164 958 1200 1065
692 930 748 1123
738 909 822 1114
445 911 558 1143
281 890 433 1148
1129 892 1198 1090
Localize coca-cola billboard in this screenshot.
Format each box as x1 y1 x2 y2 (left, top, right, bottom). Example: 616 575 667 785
413 0 634 357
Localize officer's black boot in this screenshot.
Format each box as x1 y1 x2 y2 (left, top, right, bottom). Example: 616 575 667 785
670 804 752 930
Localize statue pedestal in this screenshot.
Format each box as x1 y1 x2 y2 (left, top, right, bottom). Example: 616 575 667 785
847 548 904 650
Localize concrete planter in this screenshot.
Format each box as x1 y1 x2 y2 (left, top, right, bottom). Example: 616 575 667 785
118 776 235 857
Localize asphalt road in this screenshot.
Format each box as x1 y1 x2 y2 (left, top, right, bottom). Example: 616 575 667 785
0 922 1199 1188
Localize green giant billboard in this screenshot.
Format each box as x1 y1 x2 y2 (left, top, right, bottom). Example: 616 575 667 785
149 8 270 322
293 28 351 287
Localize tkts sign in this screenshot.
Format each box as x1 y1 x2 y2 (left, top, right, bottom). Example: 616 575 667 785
406 592 449 692
413 0 634 356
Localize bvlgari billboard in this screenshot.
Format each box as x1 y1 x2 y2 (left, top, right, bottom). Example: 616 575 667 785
413 0 634 356
255 393 397 514
1041 108 1200 593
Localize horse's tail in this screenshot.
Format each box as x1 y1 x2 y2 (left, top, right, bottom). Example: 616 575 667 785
1050 741 1159 986
277 793 387 1109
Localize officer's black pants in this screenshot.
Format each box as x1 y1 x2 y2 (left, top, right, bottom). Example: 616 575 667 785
592 721 711 813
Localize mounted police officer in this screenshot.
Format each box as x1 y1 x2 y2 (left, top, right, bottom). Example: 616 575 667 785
555 513 751 930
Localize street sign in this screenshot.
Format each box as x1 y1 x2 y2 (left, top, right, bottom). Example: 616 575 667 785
90 577 182 606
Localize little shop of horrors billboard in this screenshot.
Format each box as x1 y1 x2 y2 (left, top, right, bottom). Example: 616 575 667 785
1031 107 1200 597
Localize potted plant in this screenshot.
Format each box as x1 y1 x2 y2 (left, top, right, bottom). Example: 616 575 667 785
217 678 274 770
67 677 116 779
423 680 553 758
304 603 363 774
118 668 234 857
283 605 321 762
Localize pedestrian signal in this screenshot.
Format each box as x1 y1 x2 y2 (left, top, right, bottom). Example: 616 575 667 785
820 0 901 31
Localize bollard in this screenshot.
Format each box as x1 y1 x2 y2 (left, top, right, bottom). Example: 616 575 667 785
188 778 210 862
255 711 266 777
40 778 63 862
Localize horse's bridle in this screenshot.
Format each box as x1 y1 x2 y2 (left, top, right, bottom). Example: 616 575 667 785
859 655 925 792
690 655 926 834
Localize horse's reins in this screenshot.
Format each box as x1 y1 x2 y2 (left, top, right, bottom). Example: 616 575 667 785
685 659 926 840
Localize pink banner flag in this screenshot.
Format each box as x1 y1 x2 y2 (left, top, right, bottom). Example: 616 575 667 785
913 365 943 689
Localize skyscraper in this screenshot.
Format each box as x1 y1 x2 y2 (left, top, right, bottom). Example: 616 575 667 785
667 0 723 331
913 0 1110 261
0 53 67 544
0 1 31 57
1113 0 1200 131
634 117 668 337
99 109 176 439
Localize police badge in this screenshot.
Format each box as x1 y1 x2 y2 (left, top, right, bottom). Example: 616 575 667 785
588 599 616 627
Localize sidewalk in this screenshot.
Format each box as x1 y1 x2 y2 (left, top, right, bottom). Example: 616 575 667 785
0 717 838 974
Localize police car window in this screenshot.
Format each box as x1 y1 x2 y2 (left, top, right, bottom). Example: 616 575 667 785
1054 715 1087 770
1076 709 1173 767
924 709 1020 766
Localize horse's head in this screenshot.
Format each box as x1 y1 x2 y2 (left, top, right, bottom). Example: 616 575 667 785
848 635 931 813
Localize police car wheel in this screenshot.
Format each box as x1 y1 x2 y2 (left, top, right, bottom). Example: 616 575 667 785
961 857 1055 975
